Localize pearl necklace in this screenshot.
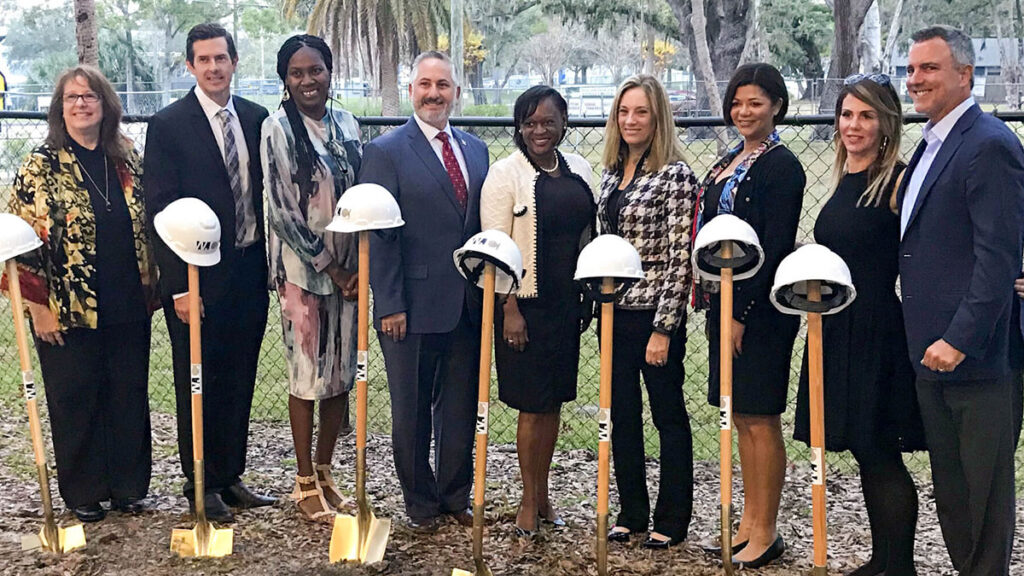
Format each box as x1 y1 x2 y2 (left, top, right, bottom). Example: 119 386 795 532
538 154 559 173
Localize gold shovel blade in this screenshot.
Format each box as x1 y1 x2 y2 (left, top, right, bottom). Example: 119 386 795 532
328 511 390 564
21 523 86 554
170 522 233 558
452 570 474 576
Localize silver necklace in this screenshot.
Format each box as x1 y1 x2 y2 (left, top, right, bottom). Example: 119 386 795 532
78 153 111 212
538 154 559 173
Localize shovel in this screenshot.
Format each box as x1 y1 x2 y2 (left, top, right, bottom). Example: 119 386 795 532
718 242 736 576
7 261 86 554
596 277 614 576
452 263 497 576
330 231 390 564
805 280 827 576
170 263 233 558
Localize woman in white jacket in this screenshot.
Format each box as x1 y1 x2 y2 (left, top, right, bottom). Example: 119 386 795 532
480 85 596 536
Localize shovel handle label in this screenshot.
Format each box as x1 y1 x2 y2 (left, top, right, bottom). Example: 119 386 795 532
719 396 732 430
190 364 202 395
598 408 611 443
811 446 824 486
22 371 36 401
356 350 368 382
476 402 489 434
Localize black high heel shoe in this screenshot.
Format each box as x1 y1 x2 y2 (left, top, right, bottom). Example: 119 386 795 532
643 532 684 549
732 535 785 569
699 536 748 555
607 526 631 543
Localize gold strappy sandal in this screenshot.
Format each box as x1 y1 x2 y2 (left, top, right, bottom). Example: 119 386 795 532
314 464 352 512
290 473 335 524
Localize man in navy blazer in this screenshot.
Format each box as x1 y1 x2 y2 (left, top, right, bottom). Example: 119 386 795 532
358 51 489 532
144 24 274 523
898 26 1024 576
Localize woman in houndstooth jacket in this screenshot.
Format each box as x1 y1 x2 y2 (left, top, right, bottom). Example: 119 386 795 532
597 74 699 549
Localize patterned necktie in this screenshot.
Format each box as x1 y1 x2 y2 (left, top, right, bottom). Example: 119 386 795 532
436 131 468 209
217 108 247 245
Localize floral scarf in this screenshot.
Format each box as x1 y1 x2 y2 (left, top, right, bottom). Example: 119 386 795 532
690 130 781 309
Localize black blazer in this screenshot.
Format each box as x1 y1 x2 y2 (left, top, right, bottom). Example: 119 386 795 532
143 89 269 304
898 104 1024 380
718 145 806 323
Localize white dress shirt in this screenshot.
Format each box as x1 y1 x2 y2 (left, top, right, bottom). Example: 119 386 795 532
900 96 976 238
194 85 258 246
413 112 470 186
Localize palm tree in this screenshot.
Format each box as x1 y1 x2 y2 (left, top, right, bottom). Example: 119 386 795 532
74 0 100 66
286 0 447 115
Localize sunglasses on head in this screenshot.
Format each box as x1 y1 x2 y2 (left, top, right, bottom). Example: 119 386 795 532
844 73 891 87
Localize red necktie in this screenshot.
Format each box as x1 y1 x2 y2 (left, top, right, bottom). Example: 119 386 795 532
436 131 468 209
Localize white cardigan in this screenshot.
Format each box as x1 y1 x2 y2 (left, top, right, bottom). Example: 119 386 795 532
480 149 596 298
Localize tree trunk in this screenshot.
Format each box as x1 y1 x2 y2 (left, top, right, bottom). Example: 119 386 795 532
690 0 729 152
880 0 905 74
74 0 99 66
815 0 873 138
379 12 401 116
994 0 1021 109
859 0 881 72
450 0 464 116
125 29 135 114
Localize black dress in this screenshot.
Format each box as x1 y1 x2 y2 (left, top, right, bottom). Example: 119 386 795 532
495 171 594 413
794 167 926 452
703 174 801 416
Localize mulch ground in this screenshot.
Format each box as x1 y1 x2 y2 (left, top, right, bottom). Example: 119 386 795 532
1 412 1022 575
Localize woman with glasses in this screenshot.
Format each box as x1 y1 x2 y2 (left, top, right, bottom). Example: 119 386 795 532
260 34 362 523
4 66 158 522
692 63 804 568
481 85 595 536
794 73 924 576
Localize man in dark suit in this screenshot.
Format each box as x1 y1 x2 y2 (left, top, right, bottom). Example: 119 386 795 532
358 51 489 533
898 25 1024 576
143 23 274 523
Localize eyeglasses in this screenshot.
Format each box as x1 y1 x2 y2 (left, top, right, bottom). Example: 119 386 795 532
63 93 101 105
844 73 891 87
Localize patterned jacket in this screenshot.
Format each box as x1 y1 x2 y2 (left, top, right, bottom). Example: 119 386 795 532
3 142 159 330
597 159 699 334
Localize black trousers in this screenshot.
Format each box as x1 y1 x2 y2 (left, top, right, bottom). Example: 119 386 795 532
164 247 269 495
609 309 693 541
35 321 152 508
377 310 479 519
916 375 1016 576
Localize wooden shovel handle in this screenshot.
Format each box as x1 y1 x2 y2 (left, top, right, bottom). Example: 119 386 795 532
806 280 827 569
6 261 47 468
473 264 495 508
188 264 204 461
357 232 369 453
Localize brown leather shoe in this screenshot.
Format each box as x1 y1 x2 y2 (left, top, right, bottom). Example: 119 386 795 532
448 508 473 527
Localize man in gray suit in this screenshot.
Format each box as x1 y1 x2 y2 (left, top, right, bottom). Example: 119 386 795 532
357 51 489 532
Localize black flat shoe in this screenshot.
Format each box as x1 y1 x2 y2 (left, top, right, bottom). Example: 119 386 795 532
112 498 146 515
699 536 748 555
404 516 439 534
72 502 106 523
221 481 275 509
607 527 631 543
643 533 684 549
732 535 785 569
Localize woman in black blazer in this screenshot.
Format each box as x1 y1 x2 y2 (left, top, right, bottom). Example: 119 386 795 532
692 63 804 568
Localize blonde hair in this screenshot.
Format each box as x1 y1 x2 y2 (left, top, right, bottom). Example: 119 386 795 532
601 74 684 172
829 80 903 212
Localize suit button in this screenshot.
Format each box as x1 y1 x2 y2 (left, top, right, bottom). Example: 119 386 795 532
902 253 911 258
745 197 750 203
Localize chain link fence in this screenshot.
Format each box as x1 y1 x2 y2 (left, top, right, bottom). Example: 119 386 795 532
3 109 1024 481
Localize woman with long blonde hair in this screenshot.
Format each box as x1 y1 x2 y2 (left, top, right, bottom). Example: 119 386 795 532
598 74 698 549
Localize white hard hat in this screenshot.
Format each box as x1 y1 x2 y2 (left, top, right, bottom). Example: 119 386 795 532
153 198 222 267
326 183 405 233
692 214 764 281
453 230 524 295
770 244 857 315
0 213 42 262
574 234 644 301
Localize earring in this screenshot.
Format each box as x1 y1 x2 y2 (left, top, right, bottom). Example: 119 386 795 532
880 135 889 153
282 87 290 101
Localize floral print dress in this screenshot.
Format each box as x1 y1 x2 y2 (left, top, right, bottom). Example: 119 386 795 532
261 107 362 400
